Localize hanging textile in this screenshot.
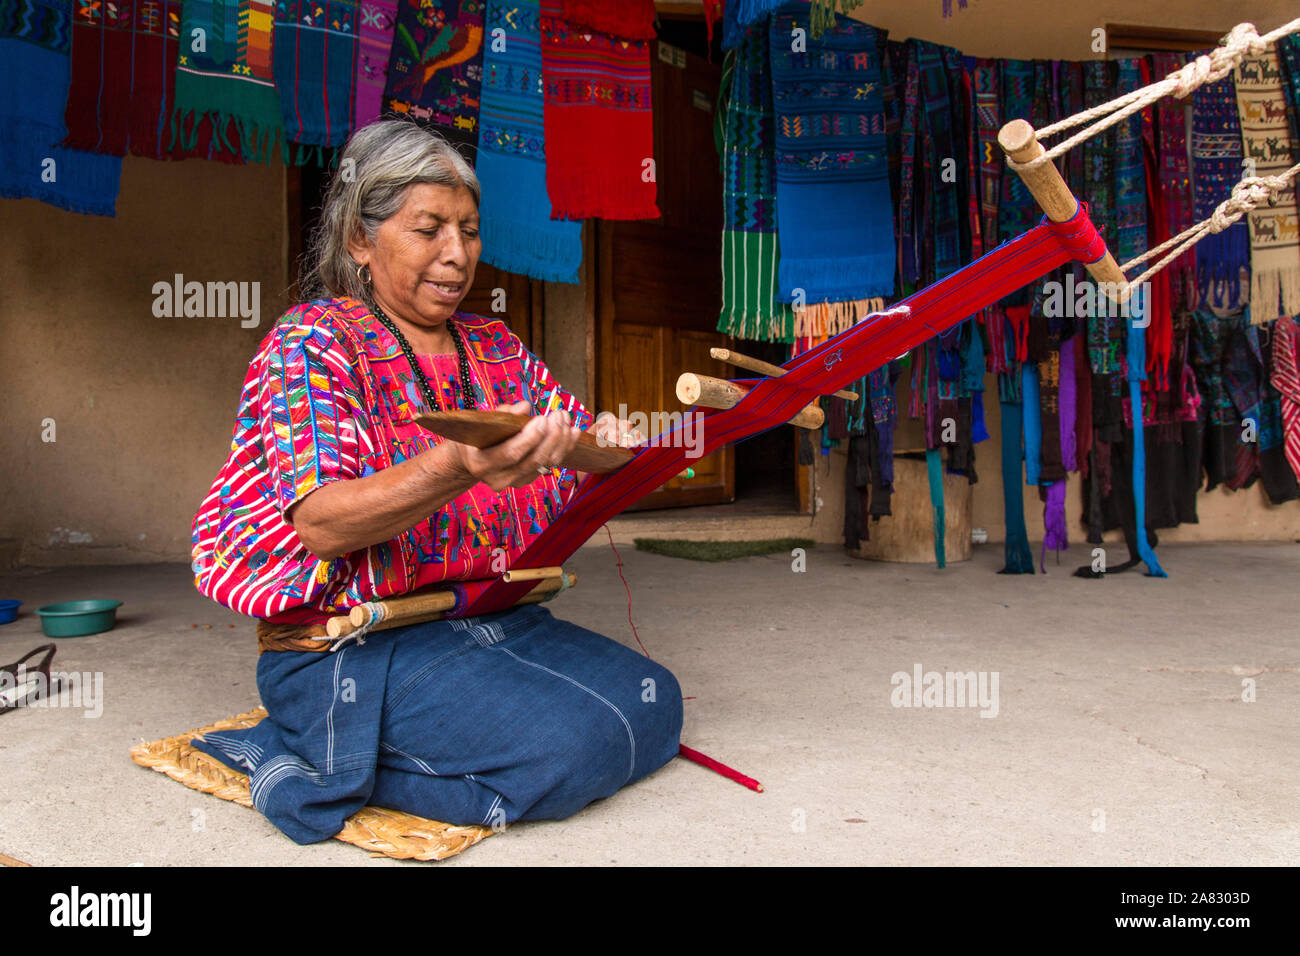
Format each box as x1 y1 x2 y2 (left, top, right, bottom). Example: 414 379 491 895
273 0 360 149
1082 61 1122 384
539 0 658 220
65 0 240 161
174 0 283 162
1113 60 1147 273
477 0 582 283
1190 72 1250 309
1234 45 1300 322
1271 315 1300 481
919 41 962 283
355 0 400 128
558 0 655 39
717 14 795 340
1153 52 1195 312
0 0 122 215
383 0 484 158
769 7 894 313
1279 35 1300 146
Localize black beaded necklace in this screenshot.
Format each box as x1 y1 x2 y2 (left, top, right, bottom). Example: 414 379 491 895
366 295 477 412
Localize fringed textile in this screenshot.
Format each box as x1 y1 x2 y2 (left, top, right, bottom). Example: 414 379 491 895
0 0 121 215
1190 72 1250 309
65 0 241 161
1234 46 1300 322
718 18 795 340
477 0 582 283
768 7 894 305
174 0 283 162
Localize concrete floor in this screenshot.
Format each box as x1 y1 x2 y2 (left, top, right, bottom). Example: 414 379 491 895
0 540 1296 866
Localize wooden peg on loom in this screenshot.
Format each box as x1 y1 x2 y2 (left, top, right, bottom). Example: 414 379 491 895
710 348 860 402
675 372 826 430
997 118 1133 304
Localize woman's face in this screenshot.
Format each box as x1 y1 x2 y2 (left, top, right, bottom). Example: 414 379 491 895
349 181 481 329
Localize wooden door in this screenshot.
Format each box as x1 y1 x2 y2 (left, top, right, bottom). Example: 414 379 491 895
597 39 733 510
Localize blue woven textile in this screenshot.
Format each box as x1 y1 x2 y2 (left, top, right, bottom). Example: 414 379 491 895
0 1 121 216
477 0 582 283
768 5 894 305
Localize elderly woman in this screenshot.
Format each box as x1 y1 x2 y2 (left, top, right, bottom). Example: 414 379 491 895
189 119 683 845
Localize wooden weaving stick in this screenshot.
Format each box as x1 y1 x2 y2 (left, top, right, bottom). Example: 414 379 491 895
416 410 634 474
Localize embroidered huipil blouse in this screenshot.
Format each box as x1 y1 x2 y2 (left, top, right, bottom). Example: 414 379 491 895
191 298 593 624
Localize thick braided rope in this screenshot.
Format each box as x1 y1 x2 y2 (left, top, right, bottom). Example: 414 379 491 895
1008 18 1300 172
1116 162 1300 295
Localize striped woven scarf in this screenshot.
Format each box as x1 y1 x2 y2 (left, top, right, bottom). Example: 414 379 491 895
769 6 894 319
1234 46 1300 322
1114 60 1147 271
272 0 359 149
173 0 283 162
539 0 657 220
1272 316 1300 480
476 0 582 283
0 0 122 215
1152 52 1195 311
355 0 399 128
717 14 795 341
1191 70 1250 309
383 0 484 158
65 0 240 161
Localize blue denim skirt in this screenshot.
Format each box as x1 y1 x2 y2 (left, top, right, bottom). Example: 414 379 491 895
192 603 683 844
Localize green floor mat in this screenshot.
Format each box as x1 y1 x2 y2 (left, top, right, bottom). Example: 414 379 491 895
633 537 816 562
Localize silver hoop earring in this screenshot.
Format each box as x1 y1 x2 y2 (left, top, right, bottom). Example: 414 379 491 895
356 262 372 287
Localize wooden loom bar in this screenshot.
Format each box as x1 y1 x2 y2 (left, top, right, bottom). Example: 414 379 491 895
501 565 564 583
326 572 576 639
997 118 1132 302
675 372 826 430
710 348 860 401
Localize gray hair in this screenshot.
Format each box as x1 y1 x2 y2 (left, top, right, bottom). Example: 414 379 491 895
302 118 481 301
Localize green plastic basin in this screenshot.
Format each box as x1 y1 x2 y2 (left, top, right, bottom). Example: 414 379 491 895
34 600 123 637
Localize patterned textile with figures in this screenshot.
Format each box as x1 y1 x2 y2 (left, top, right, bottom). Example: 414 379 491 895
383 0 484 156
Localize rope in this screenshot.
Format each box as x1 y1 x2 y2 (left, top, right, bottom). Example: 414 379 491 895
1117 163 1300 292
1007 18 1300 172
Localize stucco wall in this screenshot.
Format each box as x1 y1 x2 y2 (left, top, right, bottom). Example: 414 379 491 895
1 157 288 566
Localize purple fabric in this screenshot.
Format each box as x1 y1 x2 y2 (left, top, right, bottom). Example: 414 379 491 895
1060 335 1078 472
1041 480 1069 570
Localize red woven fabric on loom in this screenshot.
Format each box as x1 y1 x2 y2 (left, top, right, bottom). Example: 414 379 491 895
560 0 657 40
540 0 659 220
462 206 1107 618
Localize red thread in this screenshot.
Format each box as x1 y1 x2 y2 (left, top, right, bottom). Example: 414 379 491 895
603 524 649 658
602 525 761 793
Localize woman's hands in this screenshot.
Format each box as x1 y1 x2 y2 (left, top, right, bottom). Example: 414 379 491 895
590 410 646 448
444 400 584 492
